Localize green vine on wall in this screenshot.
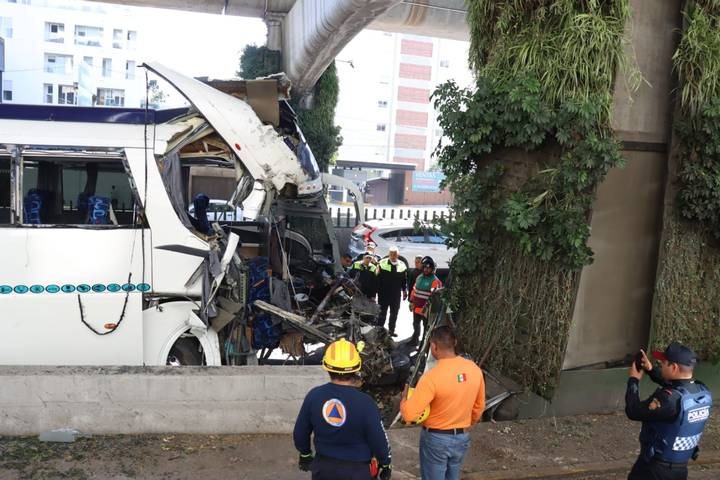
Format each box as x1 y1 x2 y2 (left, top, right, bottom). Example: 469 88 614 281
674 3 720 238
434 76 623 273
652 1 720 360
238 45 342 172
434 0 631 394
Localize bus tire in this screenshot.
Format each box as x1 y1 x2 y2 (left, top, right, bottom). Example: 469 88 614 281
167 337 204 366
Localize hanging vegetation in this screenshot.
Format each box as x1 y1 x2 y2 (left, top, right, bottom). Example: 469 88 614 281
238 45 342 172
435 1 631 395
652 1 720 360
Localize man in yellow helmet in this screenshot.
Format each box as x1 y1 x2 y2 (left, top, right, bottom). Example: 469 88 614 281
293 338 392 480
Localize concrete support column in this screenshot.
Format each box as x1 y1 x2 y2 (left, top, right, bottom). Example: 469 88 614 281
265 12 285 52
563 0 683 369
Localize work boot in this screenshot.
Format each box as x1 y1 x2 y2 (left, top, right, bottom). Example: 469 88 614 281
389 330 398 338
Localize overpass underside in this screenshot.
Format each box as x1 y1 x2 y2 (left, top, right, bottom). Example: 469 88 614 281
86 0 469 93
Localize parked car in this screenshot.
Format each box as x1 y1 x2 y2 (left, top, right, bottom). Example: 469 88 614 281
188 199 244 222
348 219 456 274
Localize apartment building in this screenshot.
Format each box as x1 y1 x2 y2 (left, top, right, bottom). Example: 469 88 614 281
0 0 143 107
335 30 473 172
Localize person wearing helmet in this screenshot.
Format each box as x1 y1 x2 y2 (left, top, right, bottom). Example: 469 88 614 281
293 338 392 480
408 256 442 346
400 326 485 480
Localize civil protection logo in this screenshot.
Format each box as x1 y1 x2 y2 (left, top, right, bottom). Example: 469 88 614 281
322 399 347 427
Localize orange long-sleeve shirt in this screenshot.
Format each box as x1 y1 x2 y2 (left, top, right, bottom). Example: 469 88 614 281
400 356 485 429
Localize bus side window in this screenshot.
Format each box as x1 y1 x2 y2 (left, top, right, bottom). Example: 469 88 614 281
20 157 138 226
0 157 9 224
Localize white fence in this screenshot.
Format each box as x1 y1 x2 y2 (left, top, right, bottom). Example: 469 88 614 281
328 205 452 228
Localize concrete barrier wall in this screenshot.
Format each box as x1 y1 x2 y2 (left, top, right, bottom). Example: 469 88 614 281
0 366 327 435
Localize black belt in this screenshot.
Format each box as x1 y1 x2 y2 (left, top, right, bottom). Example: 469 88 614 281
315 454 370 466
423 426 465 435
652 458 688 469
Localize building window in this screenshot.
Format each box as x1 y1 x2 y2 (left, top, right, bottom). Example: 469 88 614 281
0 17 12 38
376 123 387 132
113 29 123 49
377 100 388 108
102 58 112 78
83 56 93 67
2 80 12 101
44 22 64 43
58 85 75 105
44 54 73 75
126 30 137 49
74 25 103 47
439 59 450 68
125 60 135 80
44 84 54 104
96 88 125 107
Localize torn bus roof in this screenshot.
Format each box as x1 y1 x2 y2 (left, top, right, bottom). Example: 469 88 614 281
143 62 308 193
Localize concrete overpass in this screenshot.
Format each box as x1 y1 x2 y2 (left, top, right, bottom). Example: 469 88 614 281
87 0 469 93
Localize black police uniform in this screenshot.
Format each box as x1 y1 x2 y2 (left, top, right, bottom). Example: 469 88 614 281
625 367 710 480
348 261 378 300
376 257 408 334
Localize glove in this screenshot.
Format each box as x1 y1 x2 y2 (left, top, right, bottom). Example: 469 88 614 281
379 464 392 480
298 452 313 471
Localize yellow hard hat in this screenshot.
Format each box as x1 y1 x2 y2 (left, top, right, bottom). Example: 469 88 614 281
322 338 362 374
405 387 430 425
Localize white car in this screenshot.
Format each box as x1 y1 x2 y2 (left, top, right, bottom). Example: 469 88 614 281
348 219 456 272
188 199 244 222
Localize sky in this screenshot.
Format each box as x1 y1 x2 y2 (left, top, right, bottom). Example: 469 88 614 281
134 6 267 80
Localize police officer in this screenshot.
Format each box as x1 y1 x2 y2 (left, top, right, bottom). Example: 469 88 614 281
293 339 392 480
349 252 379 300
626 341 712 480
341 253 354 272
408 256 442 346
376 246 408 337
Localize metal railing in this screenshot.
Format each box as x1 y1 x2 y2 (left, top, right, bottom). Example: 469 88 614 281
329 206 453 228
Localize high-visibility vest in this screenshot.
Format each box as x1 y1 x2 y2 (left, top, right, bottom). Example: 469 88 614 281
378 258 407 273
351 261 378 274
411 274 441 315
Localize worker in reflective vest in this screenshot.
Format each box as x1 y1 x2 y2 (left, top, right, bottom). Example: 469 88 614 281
409 256 442 346
376 246 408 337
349 252 379 301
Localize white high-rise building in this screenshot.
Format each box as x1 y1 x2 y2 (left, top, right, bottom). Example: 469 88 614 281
335 30 473 172
0 0 143 107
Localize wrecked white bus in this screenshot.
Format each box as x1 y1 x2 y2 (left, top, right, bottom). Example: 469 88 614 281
0 63 378 371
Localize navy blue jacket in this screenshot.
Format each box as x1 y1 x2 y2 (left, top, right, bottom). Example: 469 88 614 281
626 370 712 462
293 383 391 465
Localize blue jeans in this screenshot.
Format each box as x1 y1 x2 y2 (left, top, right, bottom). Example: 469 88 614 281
419 428 471 480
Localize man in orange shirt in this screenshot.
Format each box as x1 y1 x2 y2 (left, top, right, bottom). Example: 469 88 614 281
400 326 485 480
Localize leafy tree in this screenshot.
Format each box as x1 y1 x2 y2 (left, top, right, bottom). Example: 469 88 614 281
238 45 282 79
238 45 342 172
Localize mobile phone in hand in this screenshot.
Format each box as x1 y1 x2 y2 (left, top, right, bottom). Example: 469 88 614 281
634 351 644 371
